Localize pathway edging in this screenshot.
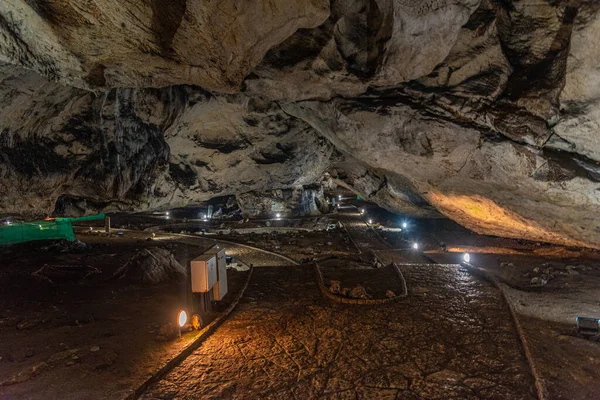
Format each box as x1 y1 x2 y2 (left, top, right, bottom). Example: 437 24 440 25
314 262 407 305
463 262 547 400
123 266 254 400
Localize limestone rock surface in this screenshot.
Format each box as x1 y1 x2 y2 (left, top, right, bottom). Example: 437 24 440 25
1 1 600 248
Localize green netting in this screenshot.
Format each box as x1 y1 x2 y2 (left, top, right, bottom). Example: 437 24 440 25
0 213 105 245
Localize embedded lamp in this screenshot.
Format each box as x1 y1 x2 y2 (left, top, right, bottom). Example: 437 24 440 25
368 219 373 224
412 242 419 250
402 222 407 229
463 253 471 263
177 310 188 328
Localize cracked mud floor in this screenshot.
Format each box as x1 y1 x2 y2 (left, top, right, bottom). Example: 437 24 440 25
142 264 536 399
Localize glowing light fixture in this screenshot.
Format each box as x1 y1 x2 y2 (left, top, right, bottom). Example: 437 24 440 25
89 226 93 231
338 195 342 199
166 211 170 216
177 310 187 328
276 213 281 219
412 242 419 250
4 220 9 225
368 219 373 224
402 222 407 229
463 253 470 263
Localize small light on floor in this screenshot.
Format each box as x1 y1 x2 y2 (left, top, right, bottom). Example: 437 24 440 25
177 310 188 328
412 242 419 250
89 226 93 231
166 211 170 216
165 215 170 220
402 222 407 229
4 220 9 225
338 195 342 199
463 253 470 263
276 213 281 218
368 219 373 224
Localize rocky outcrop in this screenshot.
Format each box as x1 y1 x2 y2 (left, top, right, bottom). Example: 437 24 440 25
0 68 333 217
236 185 328 218
0 0 329 91
1 1 600 248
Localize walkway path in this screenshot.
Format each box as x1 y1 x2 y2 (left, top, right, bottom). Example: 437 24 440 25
333 207 427 264
142 264 537 399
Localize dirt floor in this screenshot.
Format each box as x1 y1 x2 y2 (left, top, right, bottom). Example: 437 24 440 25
214 229 355 263
2 201 600 399
318 259 404 299
0 231 248 400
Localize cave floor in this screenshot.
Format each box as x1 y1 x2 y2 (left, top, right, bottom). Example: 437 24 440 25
1 206 600 399
0 231 289 400
142 264 537 400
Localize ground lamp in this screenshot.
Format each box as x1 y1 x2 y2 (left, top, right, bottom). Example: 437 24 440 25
412 242 419 250
576 316 599 337
368 219 373 224
463 253 471 263
402 222 407 229
177 309 188 336
275 213 281 220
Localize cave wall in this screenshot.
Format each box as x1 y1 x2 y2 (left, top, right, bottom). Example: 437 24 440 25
236 185 328 218
1 0 600 248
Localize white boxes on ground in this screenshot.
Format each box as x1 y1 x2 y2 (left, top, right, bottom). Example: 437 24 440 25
206 245 228 300
190 253 218 293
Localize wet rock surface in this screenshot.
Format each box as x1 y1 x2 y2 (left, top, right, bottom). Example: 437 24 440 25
142 265 536 399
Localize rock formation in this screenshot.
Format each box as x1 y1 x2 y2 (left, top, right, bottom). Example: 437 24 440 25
237 186 328 218
0 0 599 248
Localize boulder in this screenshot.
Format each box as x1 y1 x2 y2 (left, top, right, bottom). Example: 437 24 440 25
328 280 341 294
113 248 186 284
348 285 370 299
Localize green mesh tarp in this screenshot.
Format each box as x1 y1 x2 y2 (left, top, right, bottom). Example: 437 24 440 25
0 213 105 245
